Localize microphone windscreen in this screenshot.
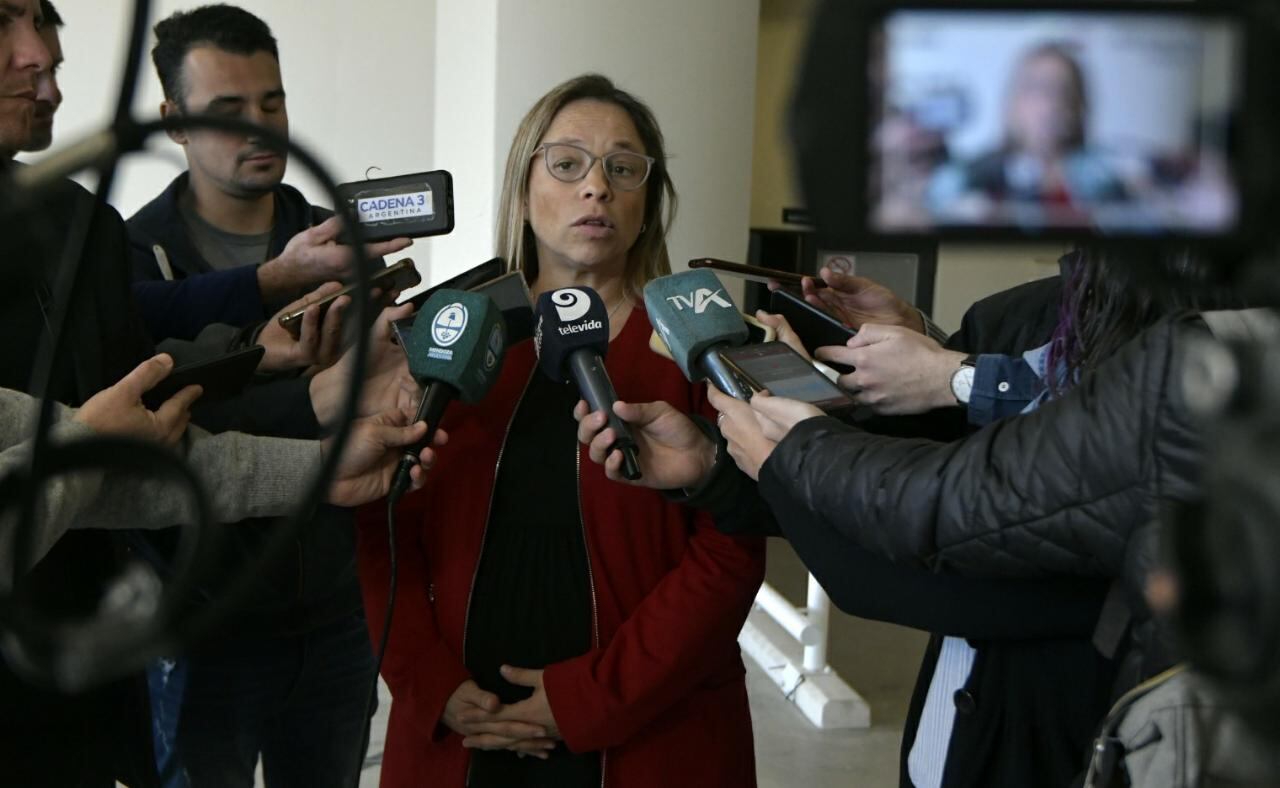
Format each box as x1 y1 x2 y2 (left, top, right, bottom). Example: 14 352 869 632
404 289 507 402
643 270 748 381
533 287 610 382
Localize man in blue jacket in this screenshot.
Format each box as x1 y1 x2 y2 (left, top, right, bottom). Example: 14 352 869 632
126 4 408 343
124 6 412 787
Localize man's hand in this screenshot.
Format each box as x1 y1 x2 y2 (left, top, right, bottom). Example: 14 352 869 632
445 679 556 760
574 399 716 489
256 216 412 301
323 409 447 506
309 302 421 429
706 386 778 482
815 324 966 415
74 354 203 447
256 282 349 373
749 391 823 442
798 265 924 333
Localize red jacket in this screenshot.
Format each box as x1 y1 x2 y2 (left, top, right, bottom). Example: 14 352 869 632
357 305 766 787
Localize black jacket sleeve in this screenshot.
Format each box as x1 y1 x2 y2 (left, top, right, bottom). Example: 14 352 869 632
682 419 1109 639
762 317 1205 579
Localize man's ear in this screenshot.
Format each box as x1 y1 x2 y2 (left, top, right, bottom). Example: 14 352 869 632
160 100 187 144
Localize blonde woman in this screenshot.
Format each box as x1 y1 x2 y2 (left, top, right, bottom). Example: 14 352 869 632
358 74 764 788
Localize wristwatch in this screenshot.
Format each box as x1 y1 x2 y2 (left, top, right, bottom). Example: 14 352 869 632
950 354 979 405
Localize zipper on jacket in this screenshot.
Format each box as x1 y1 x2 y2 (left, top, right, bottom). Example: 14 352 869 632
461 367 534 786
462 366 536 663
575 445 607 788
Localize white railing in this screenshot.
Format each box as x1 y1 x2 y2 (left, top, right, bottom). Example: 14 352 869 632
738 576 870 730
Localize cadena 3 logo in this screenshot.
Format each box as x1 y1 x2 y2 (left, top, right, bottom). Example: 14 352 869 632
552 288 592 322
432 303 469 346
665 288 732 314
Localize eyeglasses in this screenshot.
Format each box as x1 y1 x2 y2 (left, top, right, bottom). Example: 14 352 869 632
533 142 655 191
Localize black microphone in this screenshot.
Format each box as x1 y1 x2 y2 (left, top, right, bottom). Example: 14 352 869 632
643 269 753 398
390 289 507 500
534 287 642 481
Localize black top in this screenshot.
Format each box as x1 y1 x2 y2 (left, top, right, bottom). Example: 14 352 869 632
464 372 601 787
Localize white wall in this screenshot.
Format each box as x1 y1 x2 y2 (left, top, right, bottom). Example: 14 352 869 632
18 0 436 271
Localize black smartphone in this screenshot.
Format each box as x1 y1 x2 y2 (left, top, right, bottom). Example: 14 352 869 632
142 345 266 410
718 342 855 413
405 257 506 311
336 170 455 242
688 257 826 289
277 258 421 336
393 269 533 348
769 288 857 358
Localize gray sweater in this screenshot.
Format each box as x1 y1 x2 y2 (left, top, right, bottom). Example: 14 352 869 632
0 388 324 590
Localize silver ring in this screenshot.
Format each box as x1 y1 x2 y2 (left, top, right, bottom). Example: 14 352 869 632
716 412 726 429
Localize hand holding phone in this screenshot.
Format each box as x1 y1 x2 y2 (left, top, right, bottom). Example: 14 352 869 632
278 258 421 337
718 342 855 413
688 257 827 289
140 345 266 411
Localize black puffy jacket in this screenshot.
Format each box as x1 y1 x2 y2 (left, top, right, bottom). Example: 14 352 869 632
762 315 1205 579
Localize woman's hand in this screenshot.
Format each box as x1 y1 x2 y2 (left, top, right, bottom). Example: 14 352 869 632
448 676 558 760
706 387 777 482
573 399 716 489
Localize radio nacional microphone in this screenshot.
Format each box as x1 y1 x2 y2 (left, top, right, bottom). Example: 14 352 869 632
534 287 643 481
643 270 753 398
391 289 507 499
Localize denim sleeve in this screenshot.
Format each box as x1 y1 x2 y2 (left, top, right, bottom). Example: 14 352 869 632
967 353 1044 427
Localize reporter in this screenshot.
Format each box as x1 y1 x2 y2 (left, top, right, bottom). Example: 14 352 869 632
583 247 1227 787
1 353 446 593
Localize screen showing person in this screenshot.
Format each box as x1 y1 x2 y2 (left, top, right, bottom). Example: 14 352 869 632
869 10 1244 235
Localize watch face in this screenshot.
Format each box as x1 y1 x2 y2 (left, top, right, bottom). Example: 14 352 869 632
951 365 976 404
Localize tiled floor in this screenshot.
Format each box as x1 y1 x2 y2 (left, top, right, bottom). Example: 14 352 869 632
282 539 928 788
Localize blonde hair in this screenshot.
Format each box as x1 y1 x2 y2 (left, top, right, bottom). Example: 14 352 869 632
495 74 678 298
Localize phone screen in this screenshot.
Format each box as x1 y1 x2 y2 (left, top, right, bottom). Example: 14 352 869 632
721 343 854 412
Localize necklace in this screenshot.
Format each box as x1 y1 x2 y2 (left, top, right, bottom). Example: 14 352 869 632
607 293 630 321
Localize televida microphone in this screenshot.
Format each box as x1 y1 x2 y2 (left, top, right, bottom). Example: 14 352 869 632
391 289 507 499
534 287 643 481
643 269 753 398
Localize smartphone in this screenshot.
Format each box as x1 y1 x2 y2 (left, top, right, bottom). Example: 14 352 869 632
142 345 266 410
648 313 777 360
688 258 825 289
336 170 455 242
393 270 534 348
277 258 422 336
769 287 857 364
405 257 506 311
718 342 856 413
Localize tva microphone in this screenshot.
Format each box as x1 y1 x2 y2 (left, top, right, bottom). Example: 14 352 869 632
391 289 507 499
534 287 643 481
643 269 753 399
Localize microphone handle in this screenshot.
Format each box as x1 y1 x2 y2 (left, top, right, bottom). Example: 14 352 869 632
567 350 643 481
699 346 754 400
391 381 458 500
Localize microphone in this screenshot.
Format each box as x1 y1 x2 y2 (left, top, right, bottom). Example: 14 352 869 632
642 270 753 398
534 287 642 481
390 289 507 500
